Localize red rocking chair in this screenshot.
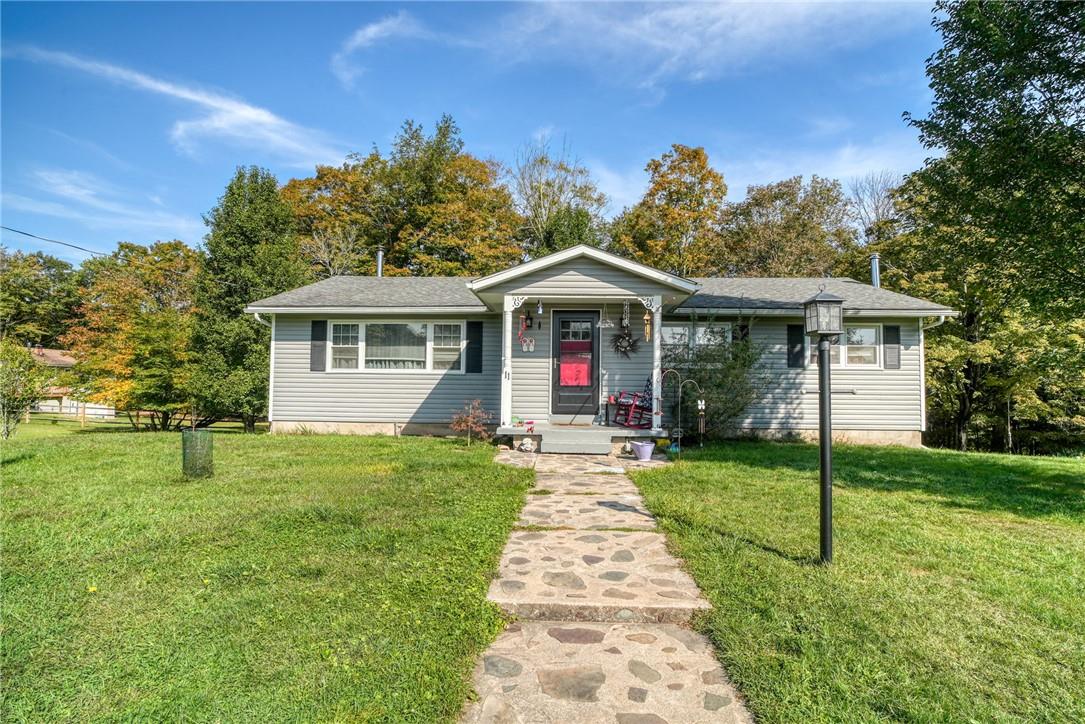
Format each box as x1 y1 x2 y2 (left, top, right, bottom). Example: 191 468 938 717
613 377 653 429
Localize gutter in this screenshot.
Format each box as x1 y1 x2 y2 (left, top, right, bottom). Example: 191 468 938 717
244 305 490 315
671 307 958 319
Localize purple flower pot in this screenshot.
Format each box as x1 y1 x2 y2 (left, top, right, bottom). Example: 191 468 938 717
630 440 655 461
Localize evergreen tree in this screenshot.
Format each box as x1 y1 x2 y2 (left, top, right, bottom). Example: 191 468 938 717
192 166 312 431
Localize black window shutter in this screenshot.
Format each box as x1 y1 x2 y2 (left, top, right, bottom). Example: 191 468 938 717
310 320 327 372
787 324 805 368
884 325 901 369
732 324 750 343
465 321 484 373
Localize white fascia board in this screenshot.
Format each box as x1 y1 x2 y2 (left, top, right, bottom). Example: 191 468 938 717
671 307 959 318
467 244 700 293
244 306 491 315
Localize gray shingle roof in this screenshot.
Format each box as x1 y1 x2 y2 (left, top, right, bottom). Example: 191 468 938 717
247 275 485 310
685 277 954 314
247 274 954 315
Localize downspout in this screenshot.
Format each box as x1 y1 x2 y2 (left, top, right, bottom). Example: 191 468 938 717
253 312 272 327
922 315 946 330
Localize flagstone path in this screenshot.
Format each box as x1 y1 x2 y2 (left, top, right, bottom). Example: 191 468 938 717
463 453 750 724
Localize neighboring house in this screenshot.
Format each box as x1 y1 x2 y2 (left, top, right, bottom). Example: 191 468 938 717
245 245 956 451
30 347 115 418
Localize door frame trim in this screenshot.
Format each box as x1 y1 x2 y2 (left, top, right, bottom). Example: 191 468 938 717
549 308 601 416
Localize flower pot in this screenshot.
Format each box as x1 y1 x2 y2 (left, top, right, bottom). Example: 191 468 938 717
630 440 655 461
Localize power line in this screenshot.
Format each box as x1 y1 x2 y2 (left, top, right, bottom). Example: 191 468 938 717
1 226 109 257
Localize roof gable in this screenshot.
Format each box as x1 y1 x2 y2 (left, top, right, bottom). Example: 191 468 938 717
466 245 700 294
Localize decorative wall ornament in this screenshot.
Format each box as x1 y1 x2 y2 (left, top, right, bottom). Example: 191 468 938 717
638 296 662 313
610 329 640 358
509 296 528 310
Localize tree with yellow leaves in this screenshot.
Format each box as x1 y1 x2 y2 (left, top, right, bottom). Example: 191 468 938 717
63 241 201 431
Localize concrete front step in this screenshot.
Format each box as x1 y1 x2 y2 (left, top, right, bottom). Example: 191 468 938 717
462 621 751 724
518 492 657 530
488 530 711 624
541 440 613 455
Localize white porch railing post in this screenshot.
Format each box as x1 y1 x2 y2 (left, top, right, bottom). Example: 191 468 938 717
501 295 527 427
645 295 664 434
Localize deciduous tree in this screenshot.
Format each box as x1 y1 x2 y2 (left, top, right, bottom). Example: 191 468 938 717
0 338 55 439
0 249 79 345
285 116 522 276
905 0 1085 315
721 175 857 277
512 141 607 256
63 241 200 431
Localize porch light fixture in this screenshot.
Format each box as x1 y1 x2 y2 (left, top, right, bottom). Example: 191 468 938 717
803 287 844 564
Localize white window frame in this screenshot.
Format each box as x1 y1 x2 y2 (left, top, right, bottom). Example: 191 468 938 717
329 322 361 371
662 320 732 357
431 321 467 373
324 319 466 374
806 322 883 369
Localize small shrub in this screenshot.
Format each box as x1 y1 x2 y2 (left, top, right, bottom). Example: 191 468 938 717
451 399 492 446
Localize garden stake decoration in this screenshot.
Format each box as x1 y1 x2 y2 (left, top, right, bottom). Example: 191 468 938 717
804 286 844 564
697 398 706 444
661 368 704 459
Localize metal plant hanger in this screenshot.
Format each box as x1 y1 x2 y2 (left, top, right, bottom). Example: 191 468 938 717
598 304 615 328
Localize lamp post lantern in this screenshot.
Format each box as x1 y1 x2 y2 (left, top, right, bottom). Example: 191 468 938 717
804 288 844 564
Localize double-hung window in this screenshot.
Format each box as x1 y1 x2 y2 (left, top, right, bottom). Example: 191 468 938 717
662 323 691 360
808 324 880 368
330 323 360 369
432 323 465 371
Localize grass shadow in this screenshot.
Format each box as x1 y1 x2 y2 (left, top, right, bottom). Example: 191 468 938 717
683 441 1085 520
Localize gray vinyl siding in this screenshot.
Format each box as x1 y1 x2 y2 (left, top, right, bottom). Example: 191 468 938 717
664 316 923 431
271 314 500 423
488 257 679 298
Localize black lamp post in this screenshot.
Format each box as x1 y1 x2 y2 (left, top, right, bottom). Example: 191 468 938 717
804 289 844 564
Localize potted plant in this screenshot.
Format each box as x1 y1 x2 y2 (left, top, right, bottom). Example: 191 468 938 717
630 439 655 461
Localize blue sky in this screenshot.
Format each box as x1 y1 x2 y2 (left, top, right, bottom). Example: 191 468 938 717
1 2 940 262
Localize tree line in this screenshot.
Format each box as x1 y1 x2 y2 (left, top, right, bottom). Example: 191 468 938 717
1 1 1080 452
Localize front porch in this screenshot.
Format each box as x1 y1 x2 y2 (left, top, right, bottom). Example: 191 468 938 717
463 245 702 451
495 293 666 448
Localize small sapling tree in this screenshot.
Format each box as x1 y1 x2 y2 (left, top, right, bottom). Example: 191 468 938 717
0 339 54 439
451 399 492 446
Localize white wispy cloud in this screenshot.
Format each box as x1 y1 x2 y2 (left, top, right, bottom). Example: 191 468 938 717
490 2 927 96
12 46 345 167
331 11 431 88
331 4 927 100
2 168 204 244
720 131 929 199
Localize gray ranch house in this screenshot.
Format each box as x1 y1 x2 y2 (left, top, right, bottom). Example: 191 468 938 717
246 245 956 452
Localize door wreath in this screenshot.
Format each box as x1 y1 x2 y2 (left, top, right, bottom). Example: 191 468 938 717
610 328 640 358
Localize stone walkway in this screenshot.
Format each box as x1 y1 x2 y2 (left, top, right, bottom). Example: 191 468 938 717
463 453 750 724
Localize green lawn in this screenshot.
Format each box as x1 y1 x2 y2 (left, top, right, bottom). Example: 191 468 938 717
2 424 530 722
631 442 1085 723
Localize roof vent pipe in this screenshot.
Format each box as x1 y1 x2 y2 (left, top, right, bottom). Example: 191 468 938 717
376 246 384 277
869 252 881 288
